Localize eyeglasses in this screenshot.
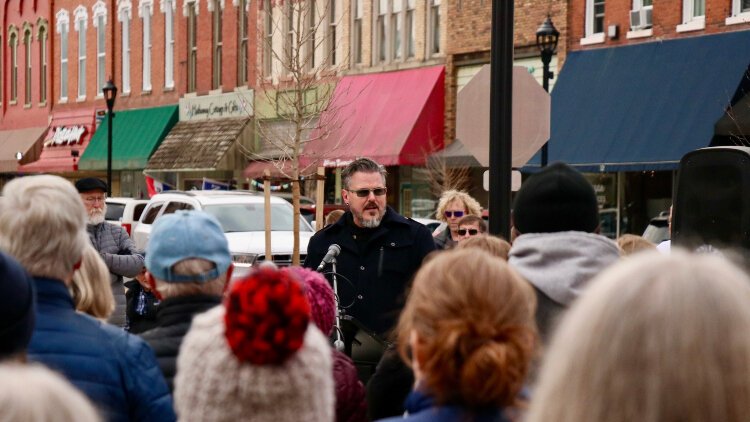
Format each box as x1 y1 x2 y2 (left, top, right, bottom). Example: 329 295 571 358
457 228 479 236
348 187 387 198
83 195 107 204
444 210 465 218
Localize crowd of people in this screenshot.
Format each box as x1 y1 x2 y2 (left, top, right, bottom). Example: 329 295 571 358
0 157 746 422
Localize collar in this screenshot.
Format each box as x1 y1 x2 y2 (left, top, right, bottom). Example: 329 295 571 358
33 277 75 309
155 295 222 325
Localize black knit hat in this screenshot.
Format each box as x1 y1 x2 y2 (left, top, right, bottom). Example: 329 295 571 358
513 162 599 234
0 251 35 359
74 177 107 193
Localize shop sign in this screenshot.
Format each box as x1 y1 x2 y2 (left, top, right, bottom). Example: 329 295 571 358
179 90 254 121
45 125 87 147
585 173 616 209
323 158 352 167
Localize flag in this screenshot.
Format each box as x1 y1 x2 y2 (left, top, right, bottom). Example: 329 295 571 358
145 175 174 197
202 178 230 190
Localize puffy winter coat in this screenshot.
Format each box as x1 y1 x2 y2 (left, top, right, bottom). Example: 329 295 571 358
376 390 510 422
28 277 176 422
333 349 368 422
304 208 436 336
139 295 222 392
87 222 145 327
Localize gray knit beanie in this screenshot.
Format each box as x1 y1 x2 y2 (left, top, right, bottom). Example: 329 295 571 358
174 267 334 422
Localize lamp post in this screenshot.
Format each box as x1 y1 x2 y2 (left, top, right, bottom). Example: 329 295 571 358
536 15 559 167
102 80 118 197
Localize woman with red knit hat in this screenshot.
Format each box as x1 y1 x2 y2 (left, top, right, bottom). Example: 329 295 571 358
174 266 334 421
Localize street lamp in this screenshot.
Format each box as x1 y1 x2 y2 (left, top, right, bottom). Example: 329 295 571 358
102 79 118 197
536 15 559 167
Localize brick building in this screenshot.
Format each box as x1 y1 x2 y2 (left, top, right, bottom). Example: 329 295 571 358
543 0 750 236
253 0 448 214
0 0 53 185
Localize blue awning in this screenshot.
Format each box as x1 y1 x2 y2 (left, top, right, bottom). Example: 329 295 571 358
527 30 750 172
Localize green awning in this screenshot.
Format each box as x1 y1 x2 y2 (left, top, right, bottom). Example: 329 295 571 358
78 105 178 170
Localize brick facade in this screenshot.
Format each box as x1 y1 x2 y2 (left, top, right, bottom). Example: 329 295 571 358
444 0 567 148
569 0 750 53
1 0 52 129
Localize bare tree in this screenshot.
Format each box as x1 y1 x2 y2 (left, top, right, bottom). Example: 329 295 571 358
239 0 350 265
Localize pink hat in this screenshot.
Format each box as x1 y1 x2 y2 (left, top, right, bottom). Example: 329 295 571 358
286 267 336 336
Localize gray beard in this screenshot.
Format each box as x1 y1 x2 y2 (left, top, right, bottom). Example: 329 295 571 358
88 204 106 225
361 217 382 228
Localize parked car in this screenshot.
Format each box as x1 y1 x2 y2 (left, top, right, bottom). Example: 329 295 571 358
133 191 314 278
642 211 670 244
105 197 149 236
413 217 442 233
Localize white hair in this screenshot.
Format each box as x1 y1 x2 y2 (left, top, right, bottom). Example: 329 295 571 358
0 175 88 280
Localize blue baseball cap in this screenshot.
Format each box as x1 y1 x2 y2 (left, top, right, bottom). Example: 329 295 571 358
146 210 231 283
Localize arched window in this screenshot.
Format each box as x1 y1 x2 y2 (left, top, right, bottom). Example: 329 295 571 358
23 25 32 106
140 0 153 91
37 19 49 104
92 1 107 95
56 9 70 101
74 5 88 99
118 1 132 94
8 26 18 103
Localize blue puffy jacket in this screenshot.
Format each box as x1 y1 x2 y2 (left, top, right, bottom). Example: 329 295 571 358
28 277 176 422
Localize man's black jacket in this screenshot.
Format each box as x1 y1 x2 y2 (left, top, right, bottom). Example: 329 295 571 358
304 207 436 336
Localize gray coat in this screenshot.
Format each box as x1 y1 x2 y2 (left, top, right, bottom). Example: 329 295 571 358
87 222 145 327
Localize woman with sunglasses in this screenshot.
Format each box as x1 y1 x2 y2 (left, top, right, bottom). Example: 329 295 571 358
433 190 483 250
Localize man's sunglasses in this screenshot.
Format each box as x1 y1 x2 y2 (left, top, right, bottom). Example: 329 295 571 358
458 228 479 236
348 187 387 198
444 210 465 218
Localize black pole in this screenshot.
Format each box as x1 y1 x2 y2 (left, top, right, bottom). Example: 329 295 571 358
489 0 513 239
540 51 551 167
107 110 113 197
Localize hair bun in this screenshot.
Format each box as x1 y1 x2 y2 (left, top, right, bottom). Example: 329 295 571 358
224 267 311 365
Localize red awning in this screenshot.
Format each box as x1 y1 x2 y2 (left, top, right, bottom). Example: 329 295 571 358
18 109 97 173
301 66 445 167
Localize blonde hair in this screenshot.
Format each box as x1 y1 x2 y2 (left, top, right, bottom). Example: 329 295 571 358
0 363 101 422
70 244 115 319
153 258 227 299
435 190 482 223
528 251 750 422
397 249 537 408
616 234 656 256
0 175 88 280
457 234 511 260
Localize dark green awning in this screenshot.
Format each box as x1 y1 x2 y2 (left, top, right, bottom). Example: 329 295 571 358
78 105 178 170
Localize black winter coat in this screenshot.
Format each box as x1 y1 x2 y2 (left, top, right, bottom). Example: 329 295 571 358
138 295 222 392
304 207 436 336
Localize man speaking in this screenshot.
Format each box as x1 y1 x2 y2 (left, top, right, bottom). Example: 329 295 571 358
304 158 435 338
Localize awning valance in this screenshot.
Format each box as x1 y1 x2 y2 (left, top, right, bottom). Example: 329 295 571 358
78 105 178 170
301 65 445 167
527 30 750 172
146 117 251 172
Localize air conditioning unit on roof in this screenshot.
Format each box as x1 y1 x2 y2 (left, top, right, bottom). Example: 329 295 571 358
630 7 653 30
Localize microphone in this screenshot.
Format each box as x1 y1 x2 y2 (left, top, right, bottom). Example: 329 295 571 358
316 244 341 272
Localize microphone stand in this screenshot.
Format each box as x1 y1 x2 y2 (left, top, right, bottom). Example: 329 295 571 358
331 257 345 352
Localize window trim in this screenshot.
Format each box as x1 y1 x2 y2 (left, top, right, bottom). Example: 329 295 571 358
237 0 248 84
350 0 363 65
37 19 49 105
8 26 18 104
427 0 440 57
262 0 273 77
74 5 88 100
726 0 750 25
186 1 198 92
161 0 176 89
677 0 705 32
92 1 107 96
56 9 70 102
118 1 132 94
140 0 153 92
327 0 337 65
23 26 32 106
211 0 222 89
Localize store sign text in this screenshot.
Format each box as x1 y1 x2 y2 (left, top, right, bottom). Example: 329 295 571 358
45 126 86 147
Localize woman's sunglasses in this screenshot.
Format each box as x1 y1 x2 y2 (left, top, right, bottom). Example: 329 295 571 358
444 211 465 218
457 228 479 236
